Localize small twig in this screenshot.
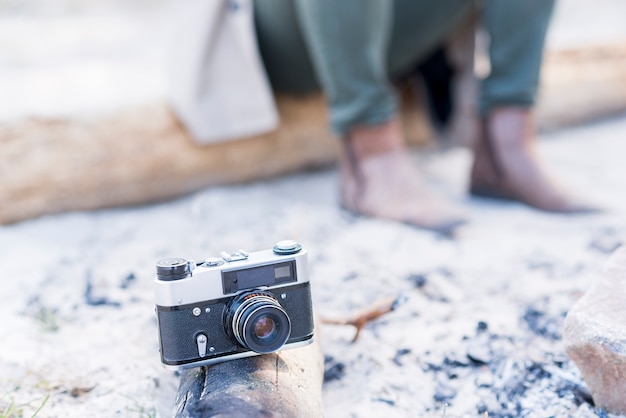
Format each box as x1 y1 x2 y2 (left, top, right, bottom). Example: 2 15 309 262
321 295 406 342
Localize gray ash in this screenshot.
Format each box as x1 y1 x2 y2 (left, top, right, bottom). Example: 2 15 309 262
522 304 564 341
421 326 599 417
324 355 346 383
84 271 121 307
407 273 427 288
119 272 136 289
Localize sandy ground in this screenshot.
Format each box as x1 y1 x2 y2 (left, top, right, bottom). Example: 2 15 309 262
1 115 625 417
2 1 626 417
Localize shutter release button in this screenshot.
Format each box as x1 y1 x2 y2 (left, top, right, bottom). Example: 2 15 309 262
273 240 302 255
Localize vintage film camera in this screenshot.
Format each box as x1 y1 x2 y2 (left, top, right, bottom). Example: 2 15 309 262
154 240 314 369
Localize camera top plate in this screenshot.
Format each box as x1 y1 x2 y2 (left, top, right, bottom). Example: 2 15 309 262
220 249 249 262
154 242 309 307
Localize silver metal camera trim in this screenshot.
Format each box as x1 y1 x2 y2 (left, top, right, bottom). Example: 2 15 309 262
231 295 291 349
154 247 310 307
162 338 314 370
234 298 291 351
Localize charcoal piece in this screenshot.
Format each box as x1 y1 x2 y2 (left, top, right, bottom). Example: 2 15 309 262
550 352 569 368
407 273 427 288
323 356 346 383
466 339 491 365
596 408 609 418
522 306 562 340
392 348 412 366
524 362 551 383
120 272 136 289
374 397 395 406
476 321 489 333
84 272 121 307
433 383 457 403
554 380 594 407
444 353 470 368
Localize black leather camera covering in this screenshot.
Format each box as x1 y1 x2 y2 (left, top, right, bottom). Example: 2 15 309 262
156 282 314 367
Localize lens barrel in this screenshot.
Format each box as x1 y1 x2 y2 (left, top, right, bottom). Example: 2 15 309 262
226 291 291 354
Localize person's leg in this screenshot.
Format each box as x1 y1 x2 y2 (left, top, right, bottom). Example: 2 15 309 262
479 1 555 114
471 0 597 212
293 0 397 136
388 0 471 78
253 0 318 95
288 0 469 233
288 0 470 135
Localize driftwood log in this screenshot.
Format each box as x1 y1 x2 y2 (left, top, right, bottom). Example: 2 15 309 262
174 339 324 418
0 93 432 225
538 42 626 129
1 42 626 224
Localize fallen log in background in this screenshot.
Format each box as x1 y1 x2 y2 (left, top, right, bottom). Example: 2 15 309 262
174 339 324 418
0 94 429 225
1 42 625 225
538 41 626 129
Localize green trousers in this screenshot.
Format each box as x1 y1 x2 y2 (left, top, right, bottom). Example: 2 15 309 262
254 0 555 136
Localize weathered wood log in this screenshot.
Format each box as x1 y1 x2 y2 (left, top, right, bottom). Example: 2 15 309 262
0 96 337 225
1 42 625 225
538 41 626 130
0 94 429 225
174 339 324 418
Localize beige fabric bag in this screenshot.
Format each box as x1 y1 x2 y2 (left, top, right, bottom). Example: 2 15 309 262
167 0 279 144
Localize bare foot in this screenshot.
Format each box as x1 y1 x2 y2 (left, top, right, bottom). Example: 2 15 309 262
339 118 466 235
470 107 600 213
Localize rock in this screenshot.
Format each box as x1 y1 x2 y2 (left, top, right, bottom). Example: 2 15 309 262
563 246 626 415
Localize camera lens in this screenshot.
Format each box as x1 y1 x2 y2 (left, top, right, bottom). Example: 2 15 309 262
226 291 291 354
254 316 276 340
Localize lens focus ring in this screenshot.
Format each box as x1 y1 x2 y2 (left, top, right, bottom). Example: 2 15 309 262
227 292 291 354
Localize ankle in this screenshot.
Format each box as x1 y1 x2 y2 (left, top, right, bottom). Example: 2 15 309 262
486 107 535 148
344 118 406 160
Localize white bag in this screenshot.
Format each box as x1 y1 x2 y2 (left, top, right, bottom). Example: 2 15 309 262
167 0 279 144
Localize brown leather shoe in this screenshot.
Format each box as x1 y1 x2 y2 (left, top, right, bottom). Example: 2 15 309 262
339 120 466 235
470 107 600 213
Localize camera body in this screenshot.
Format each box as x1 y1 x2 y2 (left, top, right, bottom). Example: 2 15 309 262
154 240 314 369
